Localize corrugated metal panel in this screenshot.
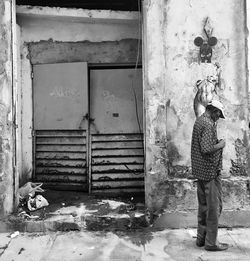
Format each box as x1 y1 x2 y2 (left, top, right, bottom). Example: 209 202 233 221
90 133 144 194
34 130 88 191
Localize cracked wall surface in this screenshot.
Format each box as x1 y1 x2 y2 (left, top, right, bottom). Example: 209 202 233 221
143 0 250 216
0 0 14 216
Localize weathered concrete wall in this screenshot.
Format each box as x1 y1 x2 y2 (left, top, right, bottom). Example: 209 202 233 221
0 0 14 216
17 6 141 184
143 0 250 223
28 39 141 65
247 1 250 119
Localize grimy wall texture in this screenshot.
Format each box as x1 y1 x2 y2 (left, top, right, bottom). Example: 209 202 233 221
0 0 14 215
143 0 250 227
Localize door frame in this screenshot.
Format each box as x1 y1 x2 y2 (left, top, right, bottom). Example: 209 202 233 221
31 62 143 192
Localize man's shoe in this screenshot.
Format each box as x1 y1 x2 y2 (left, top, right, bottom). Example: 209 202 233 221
196 239 205 247
205 243 229 251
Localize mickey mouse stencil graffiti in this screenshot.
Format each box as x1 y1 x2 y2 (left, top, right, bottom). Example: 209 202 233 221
194 17 218 63
194 36 217 63
193 18 223 117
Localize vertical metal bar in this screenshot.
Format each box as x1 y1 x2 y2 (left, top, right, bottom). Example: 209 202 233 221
85 128 89 191
32 130 36 180
32 64 35 181
87 65 91 193
88 134 92 194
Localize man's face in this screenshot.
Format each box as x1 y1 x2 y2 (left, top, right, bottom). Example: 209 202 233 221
211 108 221 122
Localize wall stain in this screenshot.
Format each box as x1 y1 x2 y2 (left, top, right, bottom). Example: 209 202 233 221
230 138 248 176
150 179 194 211
27 39 141 65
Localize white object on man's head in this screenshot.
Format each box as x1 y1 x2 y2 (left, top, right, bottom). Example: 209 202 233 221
207 100 225 118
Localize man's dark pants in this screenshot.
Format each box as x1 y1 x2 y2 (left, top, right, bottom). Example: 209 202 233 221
196 175 222 247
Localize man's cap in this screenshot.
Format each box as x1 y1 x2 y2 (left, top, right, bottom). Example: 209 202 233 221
207 100 225 118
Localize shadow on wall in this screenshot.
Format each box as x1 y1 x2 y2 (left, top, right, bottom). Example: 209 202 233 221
19 167 32 187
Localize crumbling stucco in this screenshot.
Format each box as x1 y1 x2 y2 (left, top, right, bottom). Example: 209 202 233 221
143 0 249 215
230 138 248 176
0 0 14 216
149 178 250 214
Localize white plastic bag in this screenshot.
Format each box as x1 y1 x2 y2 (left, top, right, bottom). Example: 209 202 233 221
27 195 49 211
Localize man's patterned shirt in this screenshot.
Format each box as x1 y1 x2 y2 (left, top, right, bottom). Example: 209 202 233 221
191 111 223 181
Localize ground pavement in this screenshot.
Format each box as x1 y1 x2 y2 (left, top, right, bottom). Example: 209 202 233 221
0 228 250 261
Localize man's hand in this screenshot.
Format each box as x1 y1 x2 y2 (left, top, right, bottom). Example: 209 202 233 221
212 139 226 152
217 139 226 149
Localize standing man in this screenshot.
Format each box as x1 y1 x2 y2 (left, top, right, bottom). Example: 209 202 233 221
191 100 228 251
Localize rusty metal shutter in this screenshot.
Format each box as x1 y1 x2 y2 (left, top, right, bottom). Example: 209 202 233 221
34 130 88 191
90 133 144 194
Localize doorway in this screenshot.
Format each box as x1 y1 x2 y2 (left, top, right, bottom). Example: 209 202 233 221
32 62 144 194
89 65 144 193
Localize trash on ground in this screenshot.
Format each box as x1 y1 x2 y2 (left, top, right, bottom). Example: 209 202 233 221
17 182 49 219
27 195 49 211
19 182 44 198
10 231 20 238
17 211 40 220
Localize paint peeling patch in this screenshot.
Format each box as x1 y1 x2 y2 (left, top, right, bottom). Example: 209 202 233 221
150 179 196 211
164 142 182 177
169 165 192 179
154 104 167 146
222 178 250 209
230 138 248 176
159 140 189 178
246 180 250 197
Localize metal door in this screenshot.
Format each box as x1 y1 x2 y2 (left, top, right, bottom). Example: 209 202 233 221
89 68 144 194
33 62 88 190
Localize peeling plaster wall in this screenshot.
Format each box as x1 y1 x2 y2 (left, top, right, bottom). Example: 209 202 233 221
17 7 141 184
0 0 14 216
247 2 250 130
143 0 249 215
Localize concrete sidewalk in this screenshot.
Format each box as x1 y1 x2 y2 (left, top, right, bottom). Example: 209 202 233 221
0 228 249 261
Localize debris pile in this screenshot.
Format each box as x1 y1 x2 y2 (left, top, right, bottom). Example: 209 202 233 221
17 182 49 219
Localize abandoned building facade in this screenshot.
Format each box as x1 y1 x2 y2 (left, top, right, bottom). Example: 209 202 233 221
0 0 250 227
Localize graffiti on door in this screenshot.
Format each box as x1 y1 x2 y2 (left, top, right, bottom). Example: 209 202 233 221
50 86 80 98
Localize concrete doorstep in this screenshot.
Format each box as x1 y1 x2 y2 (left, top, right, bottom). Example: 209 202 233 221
0 190 149 233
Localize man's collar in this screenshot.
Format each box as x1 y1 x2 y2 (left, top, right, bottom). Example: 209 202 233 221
203 111 215 124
